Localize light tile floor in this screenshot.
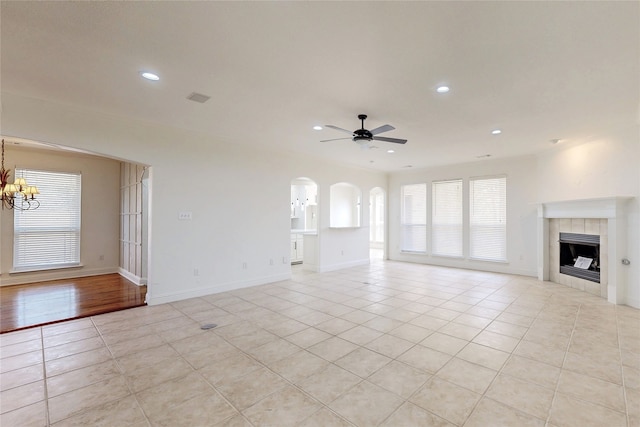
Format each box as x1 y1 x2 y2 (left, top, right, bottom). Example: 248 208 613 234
1 261 639 426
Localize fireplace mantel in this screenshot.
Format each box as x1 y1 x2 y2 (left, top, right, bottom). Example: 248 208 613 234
539 197 633 219
537 196 633 305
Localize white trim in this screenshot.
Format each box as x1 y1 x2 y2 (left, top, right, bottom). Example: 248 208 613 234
539 196 633 219
627 297 640 310
390 253 535 278
118 268 147 286
317 258 369 273
145 272 291 306
0 266 118 286
10 263 83 274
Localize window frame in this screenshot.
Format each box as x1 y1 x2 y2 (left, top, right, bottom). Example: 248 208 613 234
431 178 463 258
469 175 507 263
12 168 82 272
400 183 428 253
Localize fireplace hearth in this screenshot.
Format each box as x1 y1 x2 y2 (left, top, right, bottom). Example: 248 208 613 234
559 232 600 283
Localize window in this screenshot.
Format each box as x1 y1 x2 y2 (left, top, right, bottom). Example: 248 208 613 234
400 183 427 252
470 176 506 262
13 169 81 271
432 179 463 257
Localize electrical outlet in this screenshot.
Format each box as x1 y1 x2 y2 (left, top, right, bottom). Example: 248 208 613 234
242 262 247 270
178 211 193 220
269 259 274 266
341 250 344 256
193 268 199 276
98 254 104 261
282 257 287 264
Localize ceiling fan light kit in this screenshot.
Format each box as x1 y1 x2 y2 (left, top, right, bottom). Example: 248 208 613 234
322 114 407 146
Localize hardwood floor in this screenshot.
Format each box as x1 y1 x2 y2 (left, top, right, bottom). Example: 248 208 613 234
0 274 146 334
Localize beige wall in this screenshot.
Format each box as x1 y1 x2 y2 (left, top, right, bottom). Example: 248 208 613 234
0 145 120 285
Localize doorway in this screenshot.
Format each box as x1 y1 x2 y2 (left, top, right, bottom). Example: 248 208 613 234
0 139 151 332
290 177 318 270
370 187 385 260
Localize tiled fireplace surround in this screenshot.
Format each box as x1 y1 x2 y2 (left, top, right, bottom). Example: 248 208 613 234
549 218 608 297
538 197 632 305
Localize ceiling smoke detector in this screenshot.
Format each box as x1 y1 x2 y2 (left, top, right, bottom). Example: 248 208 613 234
187 92 211 103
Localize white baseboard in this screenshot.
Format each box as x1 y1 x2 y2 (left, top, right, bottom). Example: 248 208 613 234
118 268 147 286
317 258 369 273
389 255 537 278
1 267 119 287
145 272 291 306
626 296 640 309
302 262 318 272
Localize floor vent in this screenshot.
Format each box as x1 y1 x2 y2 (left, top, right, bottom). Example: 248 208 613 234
200 323 218 330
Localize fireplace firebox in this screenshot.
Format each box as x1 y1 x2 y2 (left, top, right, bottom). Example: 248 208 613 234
559 232 600 283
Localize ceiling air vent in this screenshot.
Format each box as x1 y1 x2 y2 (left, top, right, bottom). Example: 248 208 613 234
186 92 211 103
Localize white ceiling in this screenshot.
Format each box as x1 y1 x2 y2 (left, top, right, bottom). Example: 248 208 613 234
2 1 638 171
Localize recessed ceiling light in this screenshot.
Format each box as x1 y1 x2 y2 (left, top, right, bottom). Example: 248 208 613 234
403 165 413 168
550 138 561 144
491 129 502 135
436 86 450 93
140 71 159 81
313 125 323 130
387 149 395 154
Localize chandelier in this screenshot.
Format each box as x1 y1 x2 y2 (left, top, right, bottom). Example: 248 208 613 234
1 139 40 210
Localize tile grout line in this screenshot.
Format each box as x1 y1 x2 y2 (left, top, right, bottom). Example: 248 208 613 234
544 302 581 427
615 305 631 427
212 301 360 426
3 264 637 426
94 313 154 427
209 286 421 425
377 278 525 426
39 326 51 427
437 286 538 426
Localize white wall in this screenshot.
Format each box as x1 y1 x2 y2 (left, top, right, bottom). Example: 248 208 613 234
388 155 539 277
1 93 385 303
388 126 639 308
0 145 120 285
329 183 361 228
5 93 635 307
535 128 639 307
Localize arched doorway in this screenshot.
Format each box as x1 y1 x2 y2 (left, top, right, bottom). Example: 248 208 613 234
290 177 318 270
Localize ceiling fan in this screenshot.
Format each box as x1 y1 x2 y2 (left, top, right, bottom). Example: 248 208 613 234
321 114 407 145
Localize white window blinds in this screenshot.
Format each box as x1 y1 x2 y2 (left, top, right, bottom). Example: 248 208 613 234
470 176 506 262
13 169 82 271
400 183 427 252
432 179 463 257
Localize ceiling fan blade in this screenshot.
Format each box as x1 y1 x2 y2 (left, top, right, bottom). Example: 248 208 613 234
373 136 407 144
320 137 352 142
325 125 354 135
369 124 395 135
